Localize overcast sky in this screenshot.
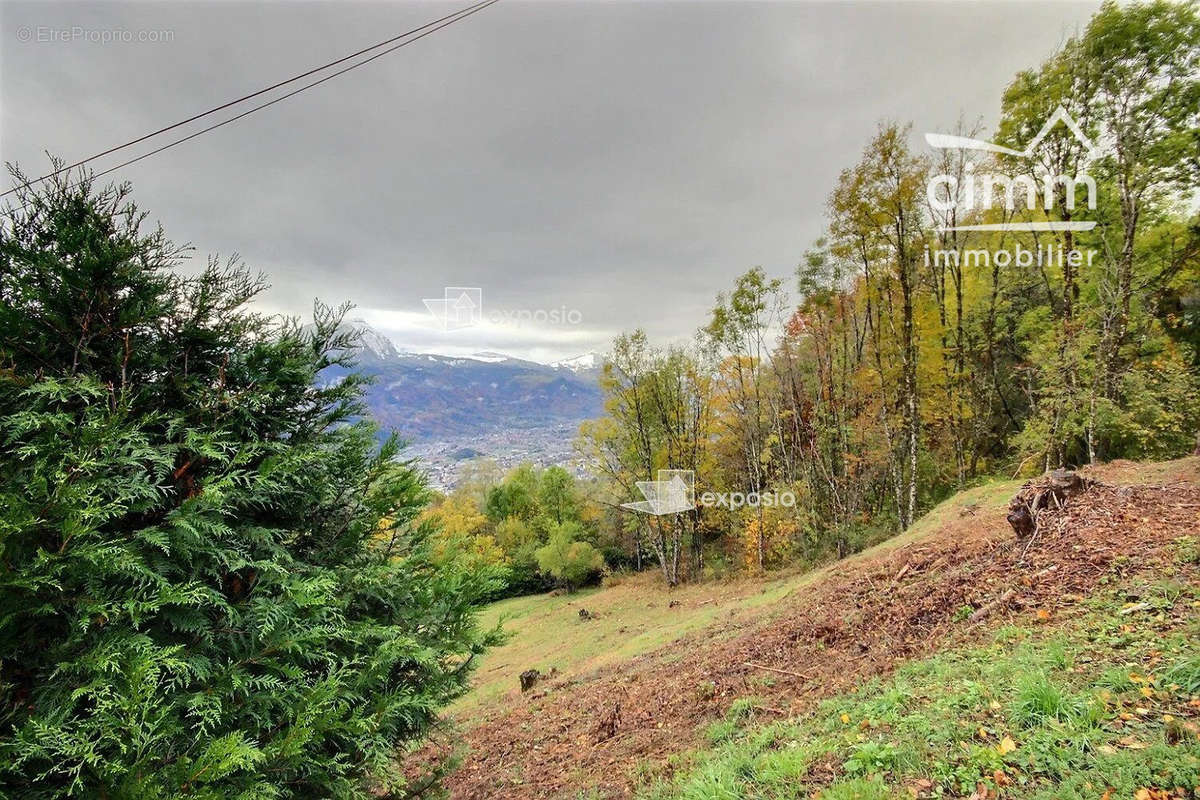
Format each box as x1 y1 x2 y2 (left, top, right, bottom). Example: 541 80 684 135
2 0 1100 362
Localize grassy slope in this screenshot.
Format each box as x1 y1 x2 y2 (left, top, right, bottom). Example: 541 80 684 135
450 458 1199 799
636 558 1200 800
456 569 801 714
458 477 1023 716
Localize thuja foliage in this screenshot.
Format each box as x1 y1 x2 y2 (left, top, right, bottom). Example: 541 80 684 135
0 170 501 798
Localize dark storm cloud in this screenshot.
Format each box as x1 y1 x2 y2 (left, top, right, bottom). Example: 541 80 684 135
1 0 1099 360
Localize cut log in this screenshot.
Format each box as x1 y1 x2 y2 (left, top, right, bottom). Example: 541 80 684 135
1006 505 1035 538
969 589 1017 623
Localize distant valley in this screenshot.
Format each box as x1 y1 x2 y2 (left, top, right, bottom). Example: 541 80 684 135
323 321 604 488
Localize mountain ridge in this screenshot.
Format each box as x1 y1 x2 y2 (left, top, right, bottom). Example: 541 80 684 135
325 320 605 444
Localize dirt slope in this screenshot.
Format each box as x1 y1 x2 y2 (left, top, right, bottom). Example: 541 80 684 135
421 458 1200 799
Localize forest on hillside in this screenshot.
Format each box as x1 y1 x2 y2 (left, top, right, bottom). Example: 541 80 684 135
1 2 1198 799
428 0 1200 593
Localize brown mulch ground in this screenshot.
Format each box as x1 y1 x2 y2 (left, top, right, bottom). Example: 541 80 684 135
419 459 1200 799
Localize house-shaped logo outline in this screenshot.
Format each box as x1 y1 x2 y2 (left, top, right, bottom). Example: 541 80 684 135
924 105 1100 162
621 469 696 516
423 286 482 331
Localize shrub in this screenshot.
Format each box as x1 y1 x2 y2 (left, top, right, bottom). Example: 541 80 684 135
535 521 604 591
0 172 500 798
843 740 901 776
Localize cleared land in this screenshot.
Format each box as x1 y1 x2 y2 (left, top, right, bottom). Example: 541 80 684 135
416 458 1200 799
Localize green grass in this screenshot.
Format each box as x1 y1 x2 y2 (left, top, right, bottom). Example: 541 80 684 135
637 578 1200 800
452 571 806 714
456 459 1200 796
455 476 1026 717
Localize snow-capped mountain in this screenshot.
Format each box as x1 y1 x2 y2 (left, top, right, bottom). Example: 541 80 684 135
468 351 516 364
344 318 405 361
323 322 603 442
550 352 602 372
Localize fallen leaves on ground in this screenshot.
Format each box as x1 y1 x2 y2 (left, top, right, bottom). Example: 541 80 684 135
411 463 1200 799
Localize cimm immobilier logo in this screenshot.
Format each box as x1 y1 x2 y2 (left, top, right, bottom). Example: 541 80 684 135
923 107 1102 272
926 106 1100 232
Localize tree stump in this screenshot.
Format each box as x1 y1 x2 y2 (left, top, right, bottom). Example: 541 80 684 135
592 698 622 742
519 669 540 692
1006 468 1094 539
1048 468 1086 496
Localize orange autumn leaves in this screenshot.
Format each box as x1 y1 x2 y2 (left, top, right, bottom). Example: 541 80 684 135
741 514 799 571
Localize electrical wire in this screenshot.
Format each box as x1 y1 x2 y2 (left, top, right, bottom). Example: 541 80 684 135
2 0 499 199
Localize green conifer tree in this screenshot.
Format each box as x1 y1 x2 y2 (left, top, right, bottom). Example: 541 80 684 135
0 169 500 799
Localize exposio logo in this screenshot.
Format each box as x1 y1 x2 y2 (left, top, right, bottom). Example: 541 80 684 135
621 469 795 516
422 286 582 331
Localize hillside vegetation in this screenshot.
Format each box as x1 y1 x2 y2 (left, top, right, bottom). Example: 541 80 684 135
454 477 1027 716
420 458 1200 799
425 0 1200 611
644 577 1200 800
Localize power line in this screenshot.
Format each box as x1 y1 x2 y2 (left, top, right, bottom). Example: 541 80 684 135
2 0 498 199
